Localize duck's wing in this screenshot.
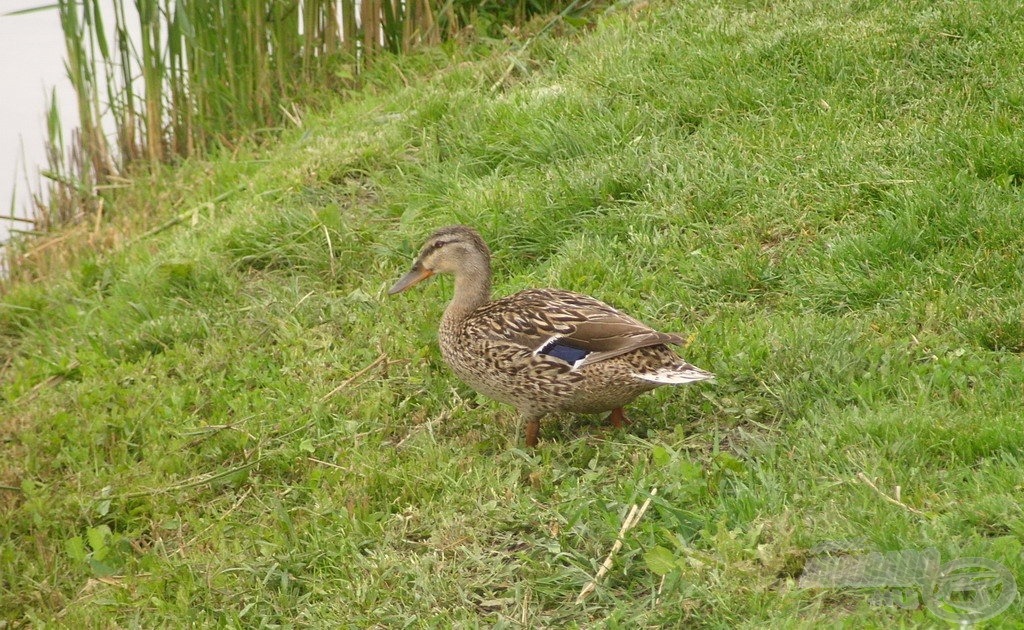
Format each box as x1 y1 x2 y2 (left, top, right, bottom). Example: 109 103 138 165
465 289 684 369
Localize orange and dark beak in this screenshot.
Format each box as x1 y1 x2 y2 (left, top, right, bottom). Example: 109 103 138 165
388 265 434 294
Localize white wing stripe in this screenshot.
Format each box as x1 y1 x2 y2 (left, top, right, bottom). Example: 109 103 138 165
633 367 714 384
533 335 564 356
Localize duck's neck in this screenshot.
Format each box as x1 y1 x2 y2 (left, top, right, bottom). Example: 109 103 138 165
442 265 491 326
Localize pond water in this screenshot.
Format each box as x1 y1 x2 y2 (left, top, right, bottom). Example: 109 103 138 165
0 0 78 242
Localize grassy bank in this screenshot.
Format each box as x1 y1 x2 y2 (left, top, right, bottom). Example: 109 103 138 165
3 0 1024 625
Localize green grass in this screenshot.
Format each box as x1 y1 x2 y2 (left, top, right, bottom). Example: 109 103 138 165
4 0 1024 625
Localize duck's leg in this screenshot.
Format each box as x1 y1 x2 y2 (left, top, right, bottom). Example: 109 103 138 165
525 419 541 447
524 414 542 447
607 407 629 428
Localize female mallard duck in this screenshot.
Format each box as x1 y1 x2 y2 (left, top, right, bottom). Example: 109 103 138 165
389 225 713 447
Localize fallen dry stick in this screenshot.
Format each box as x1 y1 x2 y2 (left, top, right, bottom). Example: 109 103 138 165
577 487 658 603
319 353 389 403
856 472 926 516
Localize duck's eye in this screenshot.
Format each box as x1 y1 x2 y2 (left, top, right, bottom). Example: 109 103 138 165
430 240 449 251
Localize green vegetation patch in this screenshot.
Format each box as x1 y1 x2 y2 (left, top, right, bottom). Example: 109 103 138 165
3 0 1023 625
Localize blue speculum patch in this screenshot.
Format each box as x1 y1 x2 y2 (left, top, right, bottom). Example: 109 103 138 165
540 342 590 365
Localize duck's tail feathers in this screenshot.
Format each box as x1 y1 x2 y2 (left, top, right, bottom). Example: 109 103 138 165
634 365 714 385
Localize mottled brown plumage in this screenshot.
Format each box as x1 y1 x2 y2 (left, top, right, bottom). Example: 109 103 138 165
389 225 713 446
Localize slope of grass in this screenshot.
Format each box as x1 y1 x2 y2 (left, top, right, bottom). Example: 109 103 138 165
3 0 1024 625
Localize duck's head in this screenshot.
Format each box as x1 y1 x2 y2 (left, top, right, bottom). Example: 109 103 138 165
388 225 491 294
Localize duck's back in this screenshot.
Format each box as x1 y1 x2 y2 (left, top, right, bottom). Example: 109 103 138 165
437 288 697 415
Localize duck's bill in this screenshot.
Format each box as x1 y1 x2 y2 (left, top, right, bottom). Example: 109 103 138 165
388 267 433 294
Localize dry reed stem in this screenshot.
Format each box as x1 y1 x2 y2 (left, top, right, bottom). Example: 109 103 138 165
127 185 244 245
0 214 36 224
319 352 389 403
121 458 265 499
856 472 926 516
307 456 348 470
184 485 254 549
576 487 658 603
101 351 389 500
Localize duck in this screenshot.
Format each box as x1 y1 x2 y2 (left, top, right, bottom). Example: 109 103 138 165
388 225 713 447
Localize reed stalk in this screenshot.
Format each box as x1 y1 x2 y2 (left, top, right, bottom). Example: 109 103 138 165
35 1 577 235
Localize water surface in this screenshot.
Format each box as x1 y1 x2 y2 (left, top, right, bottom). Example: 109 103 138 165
0 0 77 242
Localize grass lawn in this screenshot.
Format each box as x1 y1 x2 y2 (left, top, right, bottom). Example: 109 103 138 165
3 0 1024 625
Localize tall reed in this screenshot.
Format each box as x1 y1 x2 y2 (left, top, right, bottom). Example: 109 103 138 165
34 1 577 233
